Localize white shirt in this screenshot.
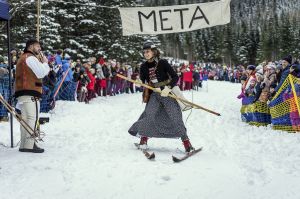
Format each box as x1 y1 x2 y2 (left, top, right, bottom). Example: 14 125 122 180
26 56 50 79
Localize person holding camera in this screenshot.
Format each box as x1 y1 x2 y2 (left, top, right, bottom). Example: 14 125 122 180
15 39 50 153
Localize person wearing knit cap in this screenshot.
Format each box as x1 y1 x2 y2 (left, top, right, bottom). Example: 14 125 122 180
282 55 292 65
247 65 256 71
255 64 263 72
256 69 264 77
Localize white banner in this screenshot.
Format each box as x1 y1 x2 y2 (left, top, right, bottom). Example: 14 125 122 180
118 0 231 36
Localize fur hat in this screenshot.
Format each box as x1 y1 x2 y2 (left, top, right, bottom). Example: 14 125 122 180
24 38 40 51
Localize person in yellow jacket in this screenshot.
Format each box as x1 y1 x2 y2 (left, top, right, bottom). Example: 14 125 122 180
15 39 50 153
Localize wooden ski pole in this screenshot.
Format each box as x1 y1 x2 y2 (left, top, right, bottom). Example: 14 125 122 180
117 74 221 116
0 94 40 142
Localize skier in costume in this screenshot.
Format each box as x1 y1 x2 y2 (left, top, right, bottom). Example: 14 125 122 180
128 41 194 153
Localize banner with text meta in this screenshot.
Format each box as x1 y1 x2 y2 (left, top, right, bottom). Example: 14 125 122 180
119 0 231 36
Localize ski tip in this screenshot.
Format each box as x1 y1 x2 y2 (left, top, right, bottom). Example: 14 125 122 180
197 147 203 152
172 155 181 163
172 147 203 163
190 147 203 154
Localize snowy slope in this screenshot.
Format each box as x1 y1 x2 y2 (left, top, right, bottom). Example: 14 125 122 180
1 81 300 199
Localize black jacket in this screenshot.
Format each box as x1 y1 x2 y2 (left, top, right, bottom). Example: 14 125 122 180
102 65 110 78
193 71 200 81
140 59 178 88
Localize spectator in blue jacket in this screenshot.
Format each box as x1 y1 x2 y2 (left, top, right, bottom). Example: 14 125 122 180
55 49 63 66
59 56 75 101
62 56 73 82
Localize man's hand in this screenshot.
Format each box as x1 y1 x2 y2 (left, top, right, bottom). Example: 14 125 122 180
42 56 48 64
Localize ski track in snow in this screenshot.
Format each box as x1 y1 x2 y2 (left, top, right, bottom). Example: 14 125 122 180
1 81 300 199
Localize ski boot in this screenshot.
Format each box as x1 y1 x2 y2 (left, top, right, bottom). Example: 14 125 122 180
138 136 148 150
183 139 195 153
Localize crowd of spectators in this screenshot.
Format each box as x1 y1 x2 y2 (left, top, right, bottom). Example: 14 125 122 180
0 49 263 122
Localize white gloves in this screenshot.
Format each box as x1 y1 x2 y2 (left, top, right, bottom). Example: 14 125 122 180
160 86 172 97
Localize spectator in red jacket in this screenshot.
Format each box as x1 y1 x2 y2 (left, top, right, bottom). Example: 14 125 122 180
84 63 96 102
182 64 193 90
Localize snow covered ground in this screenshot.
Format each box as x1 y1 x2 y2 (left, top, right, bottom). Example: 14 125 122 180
1 80 300 199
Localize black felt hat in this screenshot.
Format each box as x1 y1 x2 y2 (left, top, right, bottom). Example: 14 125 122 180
24 38 40 51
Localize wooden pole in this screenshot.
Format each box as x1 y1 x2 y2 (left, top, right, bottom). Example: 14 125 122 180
117 74 221 116
0 94 40 143
36 0 41 41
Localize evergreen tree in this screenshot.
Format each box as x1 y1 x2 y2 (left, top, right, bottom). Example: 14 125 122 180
40 1 61 53
96 0 147 62
279 12 294 58
9 0 36 50
222 24 234 66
